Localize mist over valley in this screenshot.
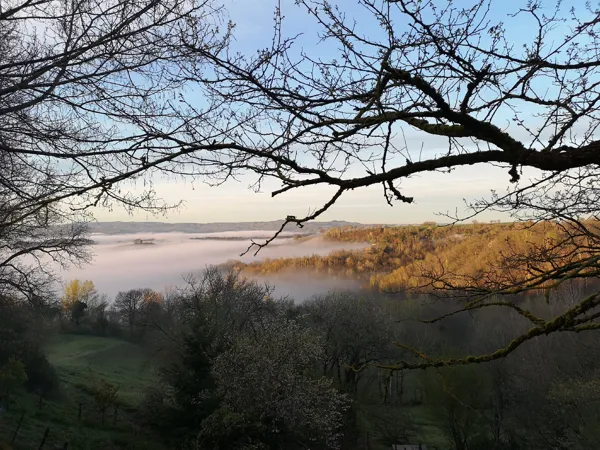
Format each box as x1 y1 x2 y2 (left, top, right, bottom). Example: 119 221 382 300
56 228 368 300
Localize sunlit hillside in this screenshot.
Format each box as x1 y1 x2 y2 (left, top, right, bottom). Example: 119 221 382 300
233 221 599 293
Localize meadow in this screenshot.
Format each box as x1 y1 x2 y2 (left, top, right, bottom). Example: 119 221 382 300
0 332 449 450
0 335 163 450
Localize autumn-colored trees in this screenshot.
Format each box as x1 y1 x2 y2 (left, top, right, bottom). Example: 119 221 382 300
230 221 600 368
58 280 169 340
62 279 96 313
235 221 595 295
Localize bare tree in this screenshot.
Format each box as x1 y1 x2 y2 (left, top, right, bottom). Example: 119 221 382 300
170 0 600 367
114 288 156 336
0 150 90 302
0 0 227 302
303 292 395 393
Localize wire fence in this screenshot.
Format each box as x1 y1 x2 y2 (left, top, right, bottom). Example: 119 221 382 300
0 397 135 450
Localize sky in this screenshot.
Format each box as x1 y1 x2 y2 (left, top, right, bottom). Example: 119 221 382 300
103 164 524 224
92 0 584 225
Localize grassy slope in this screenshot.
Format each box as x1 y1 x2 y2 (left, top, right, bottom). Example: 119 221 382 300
0 334 164 450
0 335 450 450
355 404 447 450
46 334 156 406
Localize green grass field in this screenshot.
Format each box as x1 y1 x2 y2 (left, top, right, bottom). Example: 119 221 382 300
355 395 448 450
0 334 449 450
45 334 157 406
0 334 164 450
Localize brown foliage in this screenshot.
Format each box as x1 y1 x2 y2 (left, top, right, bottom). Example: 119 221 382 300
237 221 598 295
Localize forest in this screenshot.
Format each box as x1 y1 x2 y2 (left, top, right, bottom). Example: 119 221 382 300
234 221 600 293
2 224 600 449
2 263 600 450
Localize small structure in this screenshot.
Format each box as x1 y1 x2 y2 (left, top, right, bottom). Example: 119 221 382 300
392 445 428 450
133 238 155 245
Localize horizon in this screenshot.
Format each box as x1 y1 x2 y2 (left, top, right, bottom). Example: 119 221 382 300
87 217 503 227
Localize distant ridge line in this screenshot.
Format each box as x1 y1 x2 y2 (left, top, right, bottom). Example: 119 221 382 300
88 220 378 235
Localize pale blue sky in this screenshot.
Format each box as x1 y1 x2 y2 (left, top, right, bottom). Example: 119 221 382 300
94 0 585 224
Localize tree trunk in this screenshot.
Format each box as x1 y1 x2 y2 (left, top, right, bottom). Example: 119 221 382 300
344 369 358 393
398 370 405 404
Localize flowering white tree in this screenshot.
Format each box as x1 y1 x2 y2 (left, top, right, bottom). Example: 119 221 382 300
204 315 350 449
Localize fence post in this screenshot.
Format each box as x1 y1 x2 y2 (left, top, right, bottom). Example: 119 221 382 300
78 403 82 421
38 427 49 450
10 412 25 445
113 404 119 426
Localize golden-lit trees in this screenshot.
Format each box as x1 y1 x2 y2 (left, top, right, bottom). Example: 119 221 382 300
61 279 98 325
236 222 600 294
61 280 97 311
232 221 600 369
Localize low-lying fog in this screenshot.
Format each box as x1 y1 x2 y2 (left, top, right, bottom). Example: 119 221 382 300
56 231 366 301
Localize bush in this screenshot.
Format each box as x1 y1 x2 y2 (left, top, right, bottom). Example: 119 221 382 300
60 316 124 339
0 309 59 397
22 348 59 396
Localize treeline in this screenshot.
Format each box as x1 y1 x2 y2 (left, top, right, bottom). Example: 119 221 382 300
3 268 600 449
93 270 600 449
54 279 167 344
233 221 597 292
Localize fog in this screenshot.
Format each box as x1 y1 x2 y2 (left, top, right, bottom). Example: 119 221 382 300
250 273 362 302
55 231 367 301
